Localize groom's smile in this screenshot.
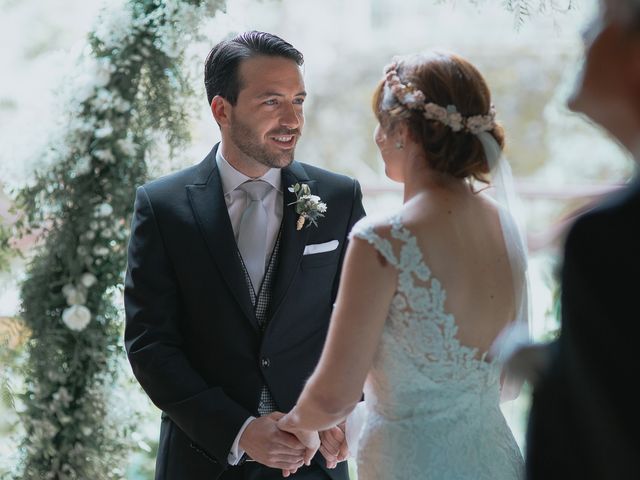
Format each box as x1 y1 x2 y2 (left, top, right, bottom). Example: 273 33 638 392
268 129 300 150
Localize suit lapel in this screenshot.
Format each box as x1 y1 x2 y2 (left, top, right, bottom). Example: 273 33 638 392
186 146 258 330
270 162 315 318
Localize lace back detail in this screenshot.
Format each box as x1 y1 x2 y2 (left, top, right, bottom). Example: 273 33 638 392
351 215 524 479
350 215 498 384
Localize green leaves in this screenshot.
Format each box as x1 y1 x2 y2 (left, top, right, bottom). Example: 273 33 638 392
6 1 228 477
0 221 15 273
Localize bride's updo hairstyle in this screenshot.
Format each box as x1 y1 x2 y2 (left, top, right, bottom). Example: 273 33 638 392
373 52 505 183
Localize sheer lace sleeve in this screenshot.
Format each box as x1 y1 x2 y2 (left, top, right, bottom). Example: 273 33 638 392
349 217 399 268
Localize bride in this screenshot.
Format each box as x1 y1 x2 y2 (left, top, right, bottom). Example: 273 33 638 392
278 51 528 479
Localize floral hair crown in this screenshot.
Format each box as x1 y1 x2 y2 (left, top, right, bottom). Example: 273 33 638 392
383 62 497 135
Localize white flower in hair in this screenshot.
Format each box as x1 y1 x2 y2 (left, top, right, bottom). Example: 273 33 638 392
401 91 426 109
383 61 497 134
423 104 464 132
465 107 497 134
424 103 448 123
445 106 464 132
385 63 426 111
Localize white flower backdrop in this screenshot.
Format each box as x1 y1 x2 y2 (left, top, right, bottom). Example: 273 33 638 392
1 0 228 477
0 0 635 478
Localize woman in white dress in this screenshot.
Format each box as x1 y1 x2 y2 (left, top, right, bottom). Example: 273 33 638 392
278 51 527 479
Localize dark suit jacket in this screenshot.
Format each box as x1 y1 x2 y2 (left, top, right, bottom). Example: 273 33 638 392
526 175 640 479
124 144 365 479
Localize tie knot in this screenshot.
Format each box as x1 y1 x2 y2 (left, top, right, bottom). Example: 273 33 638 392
238 180 272 202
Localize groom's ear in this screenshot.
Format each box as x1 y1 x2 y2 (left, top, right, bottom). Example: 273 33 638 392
211 95 230 128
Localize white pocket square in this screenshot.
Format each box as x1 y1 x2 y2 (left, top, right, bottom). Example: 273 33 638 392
303 240 339 255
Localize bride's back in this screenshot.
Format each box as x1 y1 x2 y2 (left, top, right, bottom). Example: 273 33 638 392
399 186 515 357
356 51 525 479
353 49 529 478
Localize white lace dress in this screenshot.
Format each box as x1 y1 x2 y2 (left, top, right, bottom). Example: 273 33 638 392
351 215 524 480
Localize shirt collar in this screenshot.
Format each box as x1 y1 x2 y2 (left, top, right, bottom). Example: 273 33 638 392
216 144 282 196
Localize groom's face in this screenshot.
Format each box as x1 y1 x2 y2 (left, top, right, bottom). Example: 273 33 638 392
227 55 306 169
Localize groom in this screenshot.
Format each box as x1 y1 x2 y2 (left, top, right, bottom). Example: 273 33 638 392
124 31 364 479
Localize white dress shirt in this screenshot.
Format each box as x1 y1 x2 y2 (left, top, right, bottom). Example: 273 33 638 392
216 147 283 266
215 146 282 465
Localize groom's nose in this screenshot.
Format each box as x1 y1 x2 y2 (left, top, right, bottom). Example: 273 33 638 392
280 103 302 130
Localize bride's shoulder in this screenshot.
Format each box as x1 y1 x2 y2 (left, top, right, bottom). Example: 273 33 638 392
349 214 400 268
350 213 395 241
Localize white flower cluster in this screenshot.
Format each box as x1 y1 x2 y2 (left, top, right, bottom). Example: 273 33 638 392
61 272 97 332
22 372 129 477
92 0 138 52
16 0 229 475
288 183 327 230
49 0 223 337
423 103 464 132
75 57 117 104
300 194 328 214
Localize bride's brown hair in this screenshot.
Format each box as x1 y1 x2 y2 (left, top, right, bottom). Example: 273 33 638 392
372 52 505 183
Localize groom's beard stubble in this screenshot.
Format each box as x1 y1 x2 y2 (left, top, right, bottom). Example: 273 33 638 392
229 116 300 170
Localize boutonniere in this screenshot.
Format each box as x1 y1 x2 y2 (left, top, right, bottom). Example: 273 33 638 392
288 183 327 230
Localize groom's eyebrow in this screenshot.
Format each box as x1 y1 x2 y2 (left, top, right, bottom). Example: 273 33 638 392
256 91 307 98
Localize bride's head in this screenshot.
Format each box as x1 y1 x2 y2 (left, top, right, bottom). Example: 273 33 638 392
372 52 504 184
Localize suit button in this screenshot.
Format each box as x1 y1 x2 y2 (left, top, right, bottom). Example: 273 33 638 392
261 357 271 368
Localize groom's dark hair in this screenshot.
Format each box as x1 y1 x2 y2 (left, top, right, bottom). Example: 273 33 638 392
204 31 304 106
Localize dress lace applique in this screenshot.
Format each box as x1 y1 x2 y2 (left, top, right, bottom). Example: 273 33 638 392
349 215 524 480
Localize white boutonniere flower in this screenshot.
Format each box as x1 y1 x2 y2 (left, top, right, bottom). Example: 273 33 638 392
288 183 327 231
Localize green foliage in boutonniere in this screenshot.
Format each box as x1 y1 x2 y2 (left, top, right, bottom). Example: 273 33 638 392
288 183 327 230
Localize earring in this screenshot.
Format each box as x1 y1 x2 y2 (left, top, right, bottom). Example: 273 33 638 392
395 141 404 150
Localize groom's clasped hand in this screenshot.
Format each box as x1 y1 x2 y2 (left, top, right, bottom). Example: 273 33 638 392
237 412 307 471
238 411 347 475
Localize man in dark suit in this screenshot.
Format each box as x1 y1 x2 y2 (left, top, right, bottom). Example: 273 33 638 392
124 31 364 479
526 1 640 478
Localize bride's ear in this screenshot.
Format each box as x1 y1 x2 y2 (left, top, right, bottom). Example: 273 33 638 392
392 122 412 149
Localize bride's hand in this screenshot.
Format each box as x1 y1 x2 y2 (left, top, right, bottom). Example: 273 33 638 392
503 342 552 386
277 414 320 476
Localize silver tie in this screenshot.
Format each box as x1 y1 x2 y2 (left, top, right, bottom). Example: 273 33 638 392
236 180 271 293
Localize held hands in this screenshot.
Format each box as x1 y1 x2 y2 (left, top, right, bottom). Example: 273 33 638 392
276 415 349 477
276 412 321 477
238 412 307 471
319 422 349 469
239 411 349 477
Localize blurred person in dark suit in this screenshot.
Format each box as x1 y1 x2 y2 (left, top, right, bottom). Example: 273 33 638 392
525 0 640 478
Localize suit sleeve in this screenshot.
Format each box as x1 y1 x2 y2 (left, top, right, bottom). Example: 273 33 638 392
559 213 639 458
124 186 252 466
332 179 366 301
